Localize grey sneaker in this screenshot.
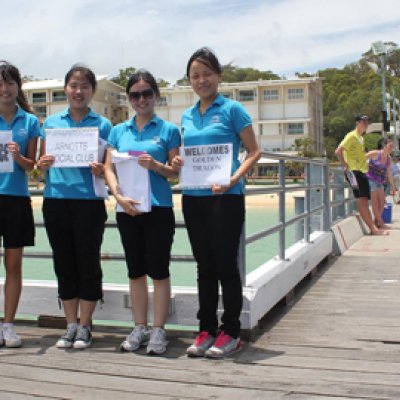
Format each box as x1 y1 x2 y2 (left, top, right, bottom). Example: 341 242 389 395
3 325 22 348
186 331 215 357
205 331 241 358
73 326 92 349
56 325 78 349
146 327 168 355
120 325 149 352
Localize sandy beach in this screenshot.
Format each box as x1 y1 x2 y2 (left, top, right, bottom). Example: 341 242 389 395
31 191 296 210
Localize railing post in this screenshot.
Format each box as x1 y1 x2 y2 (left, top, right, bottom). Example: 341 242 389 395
310 162 323 232
304 162 311 242
332 169 345 221
323 161 331 231
278 159 286 260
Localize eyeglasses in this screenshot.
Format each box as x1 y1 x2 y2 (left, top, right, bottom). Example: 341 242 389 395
128 88 155 101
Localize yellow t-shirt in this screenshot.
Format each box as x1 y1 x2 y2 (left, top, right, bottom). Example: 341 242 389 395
339 130 368 173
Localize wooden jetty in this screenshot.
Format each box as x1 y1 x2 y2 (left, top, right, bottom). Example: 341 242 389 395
1 209 400 399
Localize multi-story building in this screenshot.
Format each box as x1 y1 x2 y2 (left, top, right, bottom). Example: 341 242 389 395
152 77 323 154
23 76 128 125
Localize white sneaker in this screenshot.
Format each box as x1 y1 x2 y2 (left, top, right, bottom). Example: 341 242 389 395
146 327 168 355
56 325 78 349
120 325 149 352
3 325 22 348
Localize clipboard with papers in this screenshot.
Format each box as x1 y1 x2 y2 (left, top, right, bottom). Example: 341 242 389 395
112 150 152 213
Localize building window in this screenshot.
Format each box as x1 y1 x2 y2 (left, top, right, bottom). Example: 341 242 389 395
52 91 66 102
263 89 279 101
287 88 304 100
156 96 168 107
32 92 46 103
238 90 255 102
288 123 304 135
220 91 232 99
33 106 47 118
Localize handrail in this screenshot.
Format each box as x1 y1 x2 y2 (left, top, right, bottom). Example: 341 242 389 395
23 153 355 287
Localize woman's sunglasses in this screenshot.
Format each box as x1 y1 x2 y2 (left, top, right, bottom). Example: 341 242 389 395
128 88 155 101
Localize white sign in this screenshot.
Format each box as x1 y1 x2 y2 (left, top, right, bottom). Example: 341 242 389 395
45 128 99 168
112 150 151 213
179 143 233 189
0 131 13 173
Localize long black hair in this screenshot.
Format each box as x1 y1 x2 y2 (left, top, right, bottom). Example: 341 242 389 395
0 61 32 113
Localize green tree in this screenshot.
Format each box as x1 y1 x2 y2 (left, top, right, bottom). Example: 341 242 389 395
111 67 136 88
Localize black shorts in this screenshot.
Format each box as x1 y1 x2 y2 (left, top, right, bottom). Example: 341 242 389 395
348 170 370 199
0 195 35 248
116 207 175 280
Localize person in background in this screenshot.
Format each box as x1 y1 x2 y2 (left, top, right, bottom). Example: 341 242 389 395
37 64 112 349
104 69 180 355
335 115 384 235
0 61 40 348
366 138 396 228
172 47 261 358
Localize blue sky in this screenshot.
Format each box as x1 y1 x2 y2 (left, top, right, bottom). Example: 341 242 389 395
1 0 399 83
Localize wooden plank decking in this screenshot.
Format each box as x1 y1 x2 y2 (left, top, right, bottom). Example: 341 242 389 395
1 210 400 399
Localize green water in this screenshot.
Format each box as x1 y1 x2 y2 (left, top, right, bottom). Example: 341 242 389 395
1 206 295 286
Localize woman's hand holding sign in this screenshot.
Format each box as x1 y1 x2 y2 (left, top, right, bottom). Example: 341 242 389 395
37 155 55 171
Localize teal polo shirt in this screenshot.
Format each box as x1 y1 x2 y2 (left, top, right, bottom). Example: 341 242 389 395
181 94 252 196
41 108 112 199
0 107 41 197
108 115 180 207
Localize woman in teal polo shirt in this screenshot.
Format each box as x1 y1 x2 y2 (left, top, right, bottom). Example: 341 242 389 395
172 47 261 358
37 64 112 350
104 69 180 355
0 61 40 348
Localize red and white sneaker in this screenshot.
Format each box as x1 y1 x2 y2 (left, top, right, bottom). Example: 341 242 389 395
204 331 241 358
186 331 215 357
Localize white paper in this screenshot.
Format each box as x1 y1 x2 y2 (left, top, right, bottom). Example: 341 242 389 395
92 138 108 198
0 131 13 173
112 150 151 213
45 127 99 168
179 143 233 189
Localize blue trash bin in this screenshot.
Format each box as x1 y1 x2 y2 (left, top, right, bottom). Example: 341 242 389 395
382 203 392 224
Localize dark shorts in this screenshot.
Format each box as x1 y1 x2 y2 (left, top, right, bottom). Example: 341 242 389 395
116 207 175 280
347 170 370 199
0 195 35 248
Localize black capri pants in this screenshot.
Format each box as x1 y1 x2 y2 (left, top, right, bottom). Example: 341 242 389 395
116 206 175 280
182 194 245 339
43 198 107 301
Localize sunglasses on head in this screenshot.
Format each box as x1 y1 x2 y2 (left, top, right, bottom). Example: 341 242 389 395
128 88 155 101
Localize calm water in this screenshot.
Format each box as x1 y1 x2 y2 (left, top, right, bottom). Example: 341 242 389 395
1 206 295 287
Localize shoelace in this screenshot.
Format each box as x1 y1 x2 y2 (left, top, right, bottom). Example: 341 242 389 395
150 328 165 344
128 326 146 342
62 326 77 340
3 327 19 340
195 331 211 345
214 331 230 347
75 327 89 341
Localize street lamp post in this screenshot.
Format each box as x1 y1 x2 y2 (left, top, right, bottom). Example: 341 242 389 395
371 41 389 139
392 89 399 154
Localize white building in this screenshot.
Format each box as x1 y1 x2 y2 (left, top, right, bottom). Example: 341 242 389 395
152 78 324 154
23 76 128 125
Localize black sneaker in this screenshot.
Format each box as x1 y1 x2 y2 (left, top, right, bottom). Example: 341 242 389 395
73 326 92 349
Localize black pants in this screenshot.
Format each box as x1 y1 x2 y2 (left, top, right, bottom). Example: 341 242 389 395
43 198 107 301
182 194 245 338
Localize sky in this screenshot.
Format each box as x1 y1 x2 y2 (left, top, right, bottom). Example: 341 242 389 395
1 0 399 83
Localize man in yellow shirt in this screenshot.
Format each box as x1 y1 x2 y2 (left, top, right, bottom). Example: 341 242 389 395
335 115 382 235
